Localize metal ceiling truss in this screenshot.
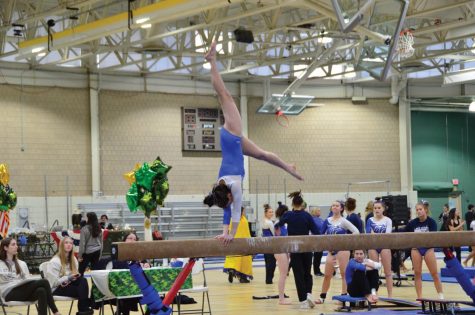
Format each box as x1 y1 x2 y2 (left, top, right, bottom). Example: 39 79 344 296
1 0 475 83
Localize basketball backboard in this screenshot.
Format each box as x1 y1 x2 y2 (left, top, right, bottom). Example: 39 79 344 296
351 0 409 80
256 94 314 115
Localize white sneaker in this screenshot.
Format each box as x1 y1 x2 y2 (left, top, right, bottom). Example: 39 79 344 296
300 301 310 309
334 267 342 279
306 293 316 308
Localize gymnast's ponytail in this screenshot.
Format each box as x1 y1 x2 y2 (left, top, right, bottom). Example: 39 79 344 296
288 190 304 208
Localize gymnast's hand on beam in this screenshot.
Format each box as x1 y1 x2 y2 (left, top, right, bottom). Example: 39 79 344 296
216 233 234 246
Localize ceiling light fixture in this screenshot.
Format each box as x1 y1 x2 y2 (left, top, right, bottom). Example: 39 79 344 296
136 17 150 24
140 23 152 29
469 101 475 112
32 47 45 53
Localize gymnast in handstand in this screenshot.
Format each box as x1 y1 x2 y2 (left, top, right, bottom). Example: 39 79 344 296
203 42 303 245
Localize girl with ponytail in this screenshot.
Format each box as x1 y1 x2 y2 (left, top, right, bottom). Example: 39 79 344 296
275 191 319 309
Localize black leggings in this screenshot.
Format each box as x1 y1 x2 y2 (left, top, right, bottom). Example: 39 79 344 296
452 246 462 262
53 277 91 312
347 269 379 298
263 254 276 284
313 251 323 274
5 279 58 315
290 252 313 302
79 250 101 275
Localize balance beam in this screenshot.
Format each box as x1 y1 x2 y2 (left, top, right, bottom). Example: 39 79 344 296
112 231 475 260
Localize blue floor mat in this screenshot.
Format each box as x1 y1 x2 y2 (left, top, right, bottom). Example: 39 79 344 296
421 273 459 283
327 309 475 315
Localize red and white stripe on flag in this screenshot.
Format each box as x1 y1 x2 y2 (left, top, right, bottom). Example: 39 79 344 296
0 211 10 238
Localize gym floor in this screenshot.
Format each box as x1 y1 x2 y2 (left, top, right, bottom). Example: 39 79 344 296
5 254 470 315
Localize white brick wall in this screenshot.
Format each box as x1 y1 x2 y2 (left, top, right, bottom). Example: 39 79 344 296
0 85 91 196
99 90 224 195
247 97 401 193
0 84 404 229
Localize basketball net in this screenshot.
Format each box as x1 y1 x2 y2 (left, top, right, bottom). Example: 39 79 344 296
275 109 289 128
397 29 415 59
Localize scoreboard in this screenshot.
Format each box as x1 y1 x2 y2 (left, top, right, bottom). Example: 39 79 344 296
182 107 224 152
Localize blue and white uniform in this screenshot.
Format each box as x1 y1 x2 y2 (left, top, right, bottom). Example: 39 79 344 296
275 220 288 237
322 217 359 254
321 217 360 235
366 216 392 234
366 216 392 253
261 218 275 237
405 217 437 256
219 127 245 225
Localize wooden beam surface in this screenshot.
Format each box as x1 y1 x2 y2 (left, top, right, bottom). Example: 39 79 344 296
113 231 475 260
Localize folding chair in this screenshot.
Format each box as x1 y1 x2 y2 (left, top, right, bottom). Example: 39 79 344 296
175 258 212 315
0 299 36 315
39 262 77 315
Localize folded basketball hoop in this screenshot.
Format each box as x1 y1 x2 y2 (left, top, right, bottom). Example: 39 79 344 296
397 29 414 58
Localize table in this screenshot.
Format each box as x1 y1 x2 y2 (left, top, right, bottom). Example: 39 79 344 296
90 267 193 301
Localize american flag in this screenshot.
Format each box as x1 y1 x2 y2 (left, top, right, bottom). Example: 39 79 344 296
0 211 10 238
51 228 109 257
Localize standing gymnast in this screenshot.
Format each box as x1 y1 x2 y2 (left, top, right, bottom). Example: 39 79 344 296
274 202 291 305
405 202 444 300
366 200 393 297
261 204 276 284
203 42 303 245
317 200 359 304
345 198 363 233
275 191 319 309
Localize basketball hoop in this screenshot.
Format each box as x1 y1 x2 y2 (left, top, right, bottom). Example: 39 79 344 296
275 109 289 128
397 29 415 59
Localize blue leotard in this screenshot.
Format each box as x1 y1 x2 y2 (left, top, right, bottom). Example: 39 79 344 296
366 216 392 253
279 224 288 237
219 128 245 178
321 217 359 255
219 127 245 225
405 217 437 256
321 217 359 235
262 218 274 237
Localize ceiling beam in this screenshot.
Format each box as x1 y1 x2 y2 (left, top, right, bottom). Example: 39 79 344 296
0 0 107 32
17 0 245 58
